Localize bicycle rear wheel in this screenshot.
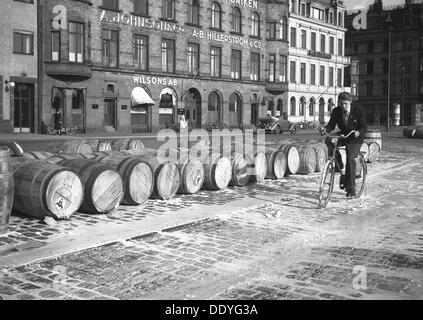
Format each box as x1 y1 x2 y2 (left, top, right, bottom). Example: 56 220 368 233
319 160 335 208
354 156 367 198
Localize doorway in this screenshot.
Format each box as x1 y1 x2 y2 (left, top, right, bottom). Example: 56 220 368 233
104 98 117 129
14 83 34 133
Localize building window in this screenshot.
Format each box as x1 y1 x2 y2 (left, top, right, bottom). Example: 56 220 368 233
329 11 334 24
13 30 33 55
337 68 342 87
51 31 60 61
162 0 175 20
280 17 288 41
69 22 84 63
102 29 118 67
290 97 296 116
290 61 296 83
365 60 373 75
291 0 297 13
367 39 374 53
14 0 34 3
290 27 296 47
299 97 306 116
211 2 222 29
187 42 199 75
380 80 387 95
351 60 359 75
320 66 325 86
366 81 373 95
310 64 316 85
102 0 119 10
311 32 316 51
280 55 287 82
161 39 175 73
401 56 412 72
300 2 306 16
309 99 315 116
250 52 260 81
210 46 221 78
329 67 334 86
338 38 343 56
269 54 276 82
267 22 276 40
320 34 325 53
188 0 200 25
231 49 241 79
134 0 148 16
338 11 343 26
208 91 220 111
232 7 242 34
133 34 148 71
229 93 241 112
329 36 334 54
300 62 306 84
251 12 260 37
301 30 306 49
404 79 411 94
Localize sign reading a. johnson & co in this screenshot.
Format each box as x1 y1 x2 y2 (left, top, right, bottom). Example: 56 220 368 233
307 50 332 60
100 10 184 34
133 74 178 86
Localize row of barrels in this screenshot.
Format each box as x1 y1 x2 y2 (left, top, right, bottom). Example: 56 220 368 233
403 126 423 139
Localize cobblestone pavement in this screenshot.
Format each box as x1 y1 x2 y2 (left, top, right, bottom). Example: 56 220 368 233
0 134 422 300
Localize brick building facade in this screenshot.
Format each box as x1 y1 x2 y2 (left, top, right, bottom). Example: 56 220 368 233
38 0 290 134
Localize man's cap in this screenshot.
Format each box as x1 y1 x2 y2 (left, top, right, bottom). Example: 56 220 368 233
338 91 352 102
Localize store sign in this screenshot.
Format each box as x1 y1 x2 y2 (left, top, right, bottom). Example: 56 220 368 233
192 29 262 49
100 10 184 34
307 50 331 60
133 74 178 86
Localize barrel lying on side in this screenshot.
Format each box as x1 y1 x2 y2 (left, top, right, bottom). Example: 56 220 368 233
367 142 380 163
269 143 300 176
0 141 24 156
290 144 317 175
11 158 83 219
22 151 54 160
47 140 93 155
174 150 205 194
403 127 416 138
264 146 286 180
55 159 124 214
305 141 328 173
0 148 14 234
248 151 267 183
90 154 154 205
111 139 144 151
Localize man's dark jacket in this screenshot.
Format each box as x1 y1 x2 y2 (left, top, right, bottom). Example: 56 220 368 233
324 104 367 144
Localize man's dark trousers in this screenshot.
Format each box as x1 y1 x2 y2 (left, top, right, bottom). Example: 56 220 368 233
325 137 361 191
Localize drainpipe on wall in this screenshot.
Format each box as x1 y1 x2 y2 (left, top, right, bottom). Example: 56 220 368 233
37 0 43 134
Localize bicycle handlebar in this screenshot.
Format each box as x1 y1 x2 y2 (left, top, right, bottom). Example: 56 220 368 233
325 130 357 139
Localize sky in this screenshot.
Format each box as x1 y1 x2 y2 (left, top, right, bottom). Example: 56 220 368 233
343 0 405 11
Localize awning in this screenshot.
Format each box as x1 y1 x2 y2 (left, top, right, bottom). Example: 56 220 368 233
159 88 177 106
131 87 155 106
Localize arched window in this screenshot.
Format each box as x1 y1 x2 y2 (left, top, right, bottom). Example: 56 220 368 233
280 17 288 40
211 2 222 29
229 92 241 112
188 0 200 25
232 7 242 33
277 99 283 117
309 98 315 116
208 91 221 111
251 12 260 37
290 97 296 116
299 97 306 116
328 98 334 112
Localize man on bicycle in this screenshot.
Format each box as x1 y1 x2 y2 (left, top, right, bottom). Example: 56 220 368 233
320 92 367 198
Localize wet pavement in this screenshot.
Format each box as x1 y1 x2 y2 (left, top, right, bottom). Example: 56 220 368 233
0 131 422 300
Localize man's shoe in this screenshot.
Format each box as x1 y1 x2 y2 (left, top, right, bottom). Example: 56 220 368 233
346 189 357 198
339 174 346 190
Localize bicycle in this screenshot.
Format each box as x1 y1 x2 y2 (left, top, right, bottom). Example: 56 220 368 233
318 130 367 208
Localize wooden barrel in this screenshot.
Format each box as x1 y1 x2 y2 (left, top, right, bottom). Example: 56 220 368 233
270 143 300 175
48 153 87 165
364 129 382 150
228 152 251 187
111 139 145 151
176 152 205 194
415 127 423 139
0 148 14 234
0 141 24 156
11 159 83 219
306 141 327 173
85 139 100 152
120 150 180 200
264 146 286 179
403 127 416 138
367 142 380 163
47 140 93 155
22 151 54 160
360 143 370 162
91 155 153 205
97 140 112 152
55 159 123 214
248 151 267 183
290 144 317 175
198 152 232 190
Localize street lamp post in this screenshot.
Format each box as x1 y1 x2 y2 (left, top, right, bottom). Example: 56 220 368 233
386 14 392 132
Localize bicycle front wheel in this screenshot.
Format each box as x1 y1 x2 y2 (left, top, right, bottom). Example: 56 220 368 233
319 160 335 208
354 156 367 198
